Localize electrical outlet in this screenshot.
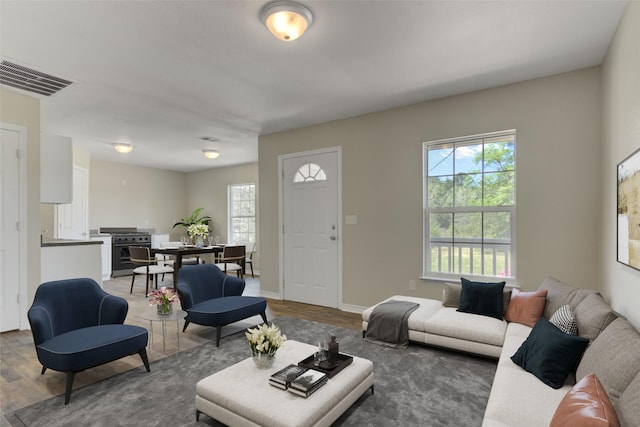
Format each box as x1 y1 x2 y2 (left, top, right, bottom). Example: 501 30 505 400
409 279 416 290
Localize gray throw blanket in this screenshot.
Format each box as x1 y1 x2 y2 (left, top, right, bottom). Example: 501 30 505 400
364 300 419 349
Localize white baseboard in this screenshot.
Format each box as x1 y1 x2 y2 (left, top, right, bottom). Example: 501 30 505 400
339 302 367 314
259 290 281 300
255 289 366 315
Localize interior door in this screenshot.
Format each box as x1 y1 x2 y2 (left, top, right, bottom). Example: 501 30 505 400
0 127 22 331
282 149 340 308
56 166 88 240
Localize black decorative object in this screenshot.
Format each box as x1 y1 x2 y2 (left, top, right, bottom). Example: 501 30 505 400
299 352 353 378
328 335 339 363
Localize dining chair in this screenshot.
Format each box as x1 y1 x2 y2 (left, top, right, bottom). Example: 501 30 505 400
234 241 256 278
245 241 256 278
129 246 174 295
214 245 246 278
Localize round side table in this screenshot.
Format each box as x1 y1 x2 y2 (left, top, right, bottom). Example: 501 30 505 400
141 309 187 353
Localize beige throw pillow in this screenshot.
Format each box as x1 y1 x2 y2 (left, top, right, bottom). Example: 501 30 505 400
442 283 462 307
537 276 594 320
574 293 617 342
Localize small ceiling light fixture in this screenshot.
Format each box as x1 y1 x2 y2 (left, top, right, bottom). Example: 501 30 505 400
198 136 219 142
260 0 313 41
203 149 220 159
112 143 133 154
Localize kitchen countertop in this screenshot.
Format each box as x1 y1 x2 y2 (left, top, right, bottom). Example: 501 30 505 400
41 238 103 247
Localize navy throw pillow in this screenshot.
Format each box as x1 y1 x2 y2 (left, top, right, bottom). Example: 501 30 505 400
457 278 506 320
511 317 589 389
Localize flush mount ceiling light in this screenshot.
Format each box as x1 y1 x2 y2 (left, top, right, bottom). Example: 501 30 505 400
203 149 220 159
112 143 133 154
260 0 313 41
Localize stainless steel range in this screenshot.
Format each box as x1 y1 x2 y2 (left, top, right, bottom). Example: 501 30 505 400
100 227 152 277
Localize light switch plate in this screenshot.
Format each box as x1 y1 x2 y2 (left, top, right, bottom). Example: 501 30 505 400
345 215 358 225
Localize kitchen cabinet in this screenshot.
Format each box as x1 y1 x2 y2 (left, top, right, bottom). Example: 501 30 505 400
90 235 112 281
152 233 170 247
41 133 72 203
41 239 102 286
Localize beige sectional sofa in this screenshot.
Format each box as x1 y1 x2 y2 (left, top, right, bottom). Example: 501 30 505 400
362 276 640 426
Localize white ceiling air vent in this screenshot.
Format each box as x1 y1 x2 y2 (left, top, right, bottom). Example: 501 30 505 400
0 60 73 96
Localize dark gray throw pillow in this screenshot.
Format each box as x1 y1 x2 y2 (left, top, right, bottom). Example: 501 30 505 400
511 317 589 389
457 278 506 320
444 282 512 315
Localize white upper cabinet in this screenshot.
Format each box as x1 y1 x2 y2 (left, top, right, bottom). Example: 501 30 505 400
41 133 72 203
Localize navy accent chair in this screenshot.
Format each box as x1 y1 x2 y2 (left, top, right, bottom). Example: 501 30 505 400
28 278 150 404
177 264 268 346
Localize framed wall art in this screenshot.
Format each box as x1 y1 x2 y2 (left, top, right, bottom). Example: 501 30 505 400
617 146 640 271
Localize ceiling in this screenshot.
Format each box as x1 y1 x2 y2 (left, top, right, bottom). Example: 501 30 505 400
0 0 627 173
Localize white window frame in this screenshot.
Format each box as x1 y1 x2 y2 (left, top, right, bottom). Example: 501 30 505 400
227 182 256 245
422 130 517 284
293 162 327 182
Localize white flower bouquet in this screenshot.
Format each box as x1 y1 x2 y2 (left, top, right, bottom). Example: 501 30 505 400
245 323 287 356
187 223 209 238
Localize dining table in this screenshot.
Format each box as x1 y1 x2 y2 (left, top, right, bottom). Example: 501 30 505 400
150 245 223 288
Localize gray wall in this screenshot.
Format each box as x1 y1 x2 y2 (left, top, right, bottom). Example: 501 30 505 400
601 1 640 329
89 160 188 234
259 67 603 310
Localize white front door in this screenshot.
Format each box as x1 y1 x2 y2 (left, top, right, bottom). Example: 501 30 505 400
56 166 88 240
281 148 341 308
0 127 23 332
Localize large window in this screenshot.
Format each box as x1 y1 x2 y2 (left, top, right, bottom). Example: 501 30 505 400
228 183 256 244
423 130 516 282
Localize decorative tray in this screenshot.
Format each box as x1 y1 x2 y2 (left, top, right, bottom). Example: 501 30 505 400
298 353 353 378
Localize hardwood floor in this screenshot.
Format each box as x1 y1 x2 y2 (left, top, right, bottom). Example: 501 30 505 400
0 276 361 418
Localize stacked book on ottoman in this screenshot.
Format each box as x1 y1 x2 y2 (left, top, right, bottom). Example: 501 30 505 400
269 364 328 397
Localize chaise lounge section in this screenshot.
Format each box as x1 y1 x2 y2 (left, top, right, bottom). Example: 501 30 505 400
362 276 640 426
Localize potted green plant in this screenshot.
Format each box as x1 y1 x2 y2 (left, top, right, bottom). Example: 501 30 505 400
173 208 212 246
172 208 211 229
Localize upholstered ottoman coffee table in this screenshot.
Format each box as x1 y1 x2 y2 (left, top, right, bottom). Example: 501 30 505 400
195 340 374 426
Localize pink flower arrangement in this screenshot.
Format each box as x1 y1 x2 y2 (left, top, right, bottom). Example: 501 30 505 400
147 286 180 306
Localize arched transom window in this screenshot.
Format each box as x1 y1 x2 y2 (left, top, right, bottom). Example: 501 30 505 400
293 163 327 183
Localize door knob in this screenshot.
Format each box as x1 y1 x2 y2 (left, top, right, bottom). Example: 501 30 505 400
330 235 337 241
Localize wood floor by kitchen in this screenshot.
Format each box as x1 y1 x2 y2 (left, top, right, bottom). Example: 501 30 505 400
0 276 361 418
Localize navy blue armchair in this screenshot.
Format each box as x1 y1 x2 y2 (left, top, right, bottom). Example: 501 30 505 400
177 264 268 346
28 278 150 404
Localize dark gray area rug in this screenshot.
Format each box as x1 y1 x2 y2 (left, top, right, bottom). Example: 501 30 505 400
6 317 496 426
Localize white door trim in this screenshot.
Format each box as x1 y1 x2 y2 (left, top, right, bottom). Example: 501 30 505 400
1 122 29 330
278 146 343 307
